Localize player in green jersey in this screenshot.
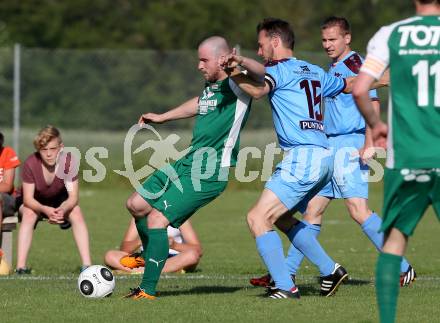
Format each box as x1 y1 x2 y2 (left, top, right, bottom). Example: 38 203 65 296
353 1 440 322
123 36 264 299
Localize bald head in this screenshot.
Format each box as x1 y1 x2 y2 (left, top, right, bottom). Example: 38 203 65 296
198 36 231 58
198 36 231 82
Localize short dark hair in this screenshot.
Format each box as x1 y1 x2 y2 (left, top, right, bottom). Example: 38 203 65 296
257 18 295 50
0 132 4 148
321 16 351 35
416 0 439 4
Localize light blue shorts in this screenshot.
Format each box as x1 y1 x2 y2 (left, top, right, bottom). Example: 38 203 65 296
318 133 369 199
265 146 334 213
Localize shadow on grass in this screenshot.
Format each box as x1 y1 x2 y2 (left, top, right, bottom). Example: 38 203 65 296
159 285 244 297
248 278 372 298
299 276 371 287
246 284 320 297
295 284 321 296
344 278 371 286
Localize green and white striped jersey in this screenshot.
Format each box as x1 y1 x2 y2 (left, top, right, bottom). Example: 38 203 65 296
361 15 440 169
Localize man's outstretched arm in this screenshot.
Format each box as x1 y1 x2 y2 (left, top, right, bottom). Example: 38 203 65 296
222 48 266 83
139 96 199 124
221 51 269 99
343 69 389 94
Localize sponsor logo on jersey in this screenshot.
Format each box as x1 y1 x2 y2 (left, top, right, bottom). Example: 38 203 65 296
299 120 324 131
293 69 318 77
292 65 318 77
398 25 440 47
199 88 217 114
201 88 215 99
163 200 172 210
199 100 217 114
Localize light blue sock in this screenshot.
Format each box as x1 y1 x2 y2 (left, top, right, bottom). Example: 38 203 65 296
286 223 321 275
361 212 410 272
256 231 295 291
287 221 335 276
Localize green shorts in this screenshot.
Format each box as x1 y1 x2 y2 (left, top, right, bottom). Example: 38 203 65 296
382 168 440 236
141 161 228 228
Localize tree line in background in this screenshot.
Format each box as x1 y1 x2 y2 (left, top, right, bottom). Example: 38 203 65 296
0 0 409 130
0 0 414 51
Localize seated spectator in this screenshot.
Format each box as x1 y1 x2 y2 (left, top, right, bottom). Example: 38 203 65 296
0 132 21 263
15 125 91 274
105 218 202 273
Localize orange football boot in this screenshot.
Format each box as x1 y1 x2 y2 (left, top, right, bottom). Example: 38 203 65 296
123 287 156 300
120 252 145 269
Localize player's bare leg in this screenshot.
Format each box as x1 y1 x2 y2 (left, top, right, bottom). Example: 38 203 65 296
105 250 133 272
163 246 202 273
382 229 407 256
107 247 201 274
302 195 331 225
247 189 300 298
68 206 92 267
16 205 39 271
247 189 290 237
250 190 346 297
344 197 372 225
126 192 153 218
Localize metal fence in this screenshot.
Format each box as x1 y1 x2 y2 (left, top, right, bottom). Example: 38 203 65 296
1 47 334 118
1 46 385 155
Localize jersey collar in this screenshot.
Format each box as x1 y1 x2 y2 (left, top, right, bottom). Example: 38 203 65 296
330 51 355 68
205 78 229 92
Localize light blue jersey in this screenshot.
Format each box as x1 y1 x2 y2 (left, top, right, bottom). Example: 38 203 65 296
264 58 346 150
324 51 378 136
318 51 379 199
261 59 340 289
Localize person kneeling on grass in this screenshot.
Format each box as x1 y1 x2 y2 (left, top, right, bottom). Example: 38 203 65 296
104 218 202 274
15 125 92 274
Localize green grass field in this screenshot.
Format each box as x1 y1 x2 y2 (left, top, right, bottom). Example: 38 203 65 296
0 129 439 322
1 185 439 323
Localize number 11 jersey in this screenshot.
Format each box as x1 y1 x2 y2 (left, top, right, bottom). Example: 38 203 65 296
361 15 440 169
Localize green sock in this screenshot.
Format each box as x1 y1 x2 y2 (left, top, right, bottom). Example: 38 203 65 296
135 217 149 249
376 252 402 323
139 228 168 295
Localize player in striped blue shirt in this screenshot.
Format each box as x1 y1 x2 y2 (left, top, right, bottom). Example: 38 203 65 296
224 18 363 298
284 16 415 289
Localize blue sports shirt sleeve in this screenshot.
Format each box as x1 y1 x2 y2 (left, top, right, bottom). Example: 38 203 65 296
320 70 346 98
264 60 288 92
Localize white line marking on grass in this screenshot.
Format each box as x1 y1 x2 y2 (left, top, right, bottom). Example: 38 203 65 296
1 274 440 282
0 274 252 281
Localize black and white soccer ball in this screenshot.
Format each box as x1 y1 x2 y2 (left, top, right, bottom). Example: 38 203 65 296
78 265 115 298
